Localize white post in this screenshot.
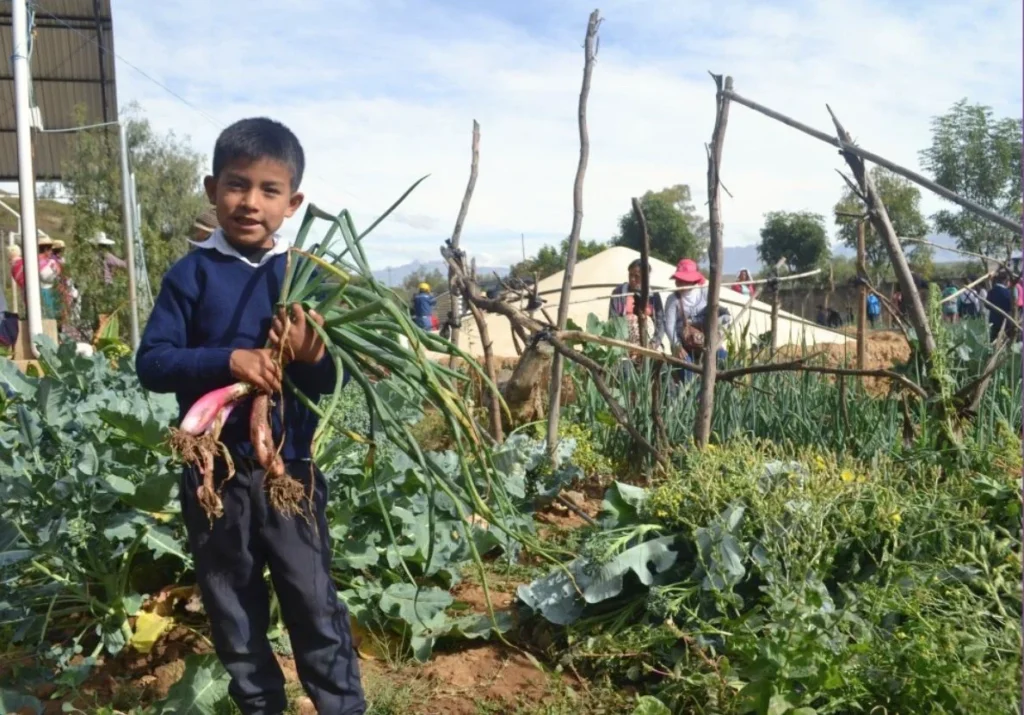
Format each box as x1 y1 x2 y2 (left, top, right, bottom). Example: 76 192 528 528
11 0 42 351
129 172 153 309
118 121 140 348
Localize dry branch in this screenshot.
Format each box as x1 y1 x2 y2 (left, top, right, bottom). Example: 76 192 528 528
465 297 504 441
446 120 481 364
547 9 602 461
722 89 1020 232
632 197 652 350
901 237 1012 272
632 196 666 456
695 74 733 447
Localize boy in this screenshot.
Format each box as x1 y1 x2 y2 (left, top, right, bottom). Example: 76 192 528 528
136 118 365 715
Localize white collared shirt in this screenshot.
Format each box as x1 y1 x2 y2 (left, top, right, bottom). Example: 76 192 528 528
188 227 288 268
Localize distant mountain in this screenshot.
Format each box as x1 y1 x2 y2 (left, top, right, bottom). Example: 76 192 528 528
375 234 962 286
373 260 509 287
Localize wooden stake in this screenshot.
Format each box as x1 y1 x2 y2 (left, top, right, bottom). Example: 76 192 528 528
694 74 733 448
546 9 601 462
632 196 664 467
769 279 780 352
631 197 651 350
446 120 480 367
856 218 867 372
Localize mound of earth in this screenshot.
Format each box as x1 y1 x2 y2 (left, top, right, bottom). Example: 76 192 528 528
776 330 912 396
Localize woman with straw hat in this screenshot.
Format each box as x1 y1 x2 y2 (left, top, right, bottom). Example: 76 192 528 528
11 236 62 319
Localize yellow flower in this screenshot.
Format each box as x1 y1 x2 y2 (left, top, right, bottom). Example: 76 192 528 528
890 511 902 525
840 469 856 483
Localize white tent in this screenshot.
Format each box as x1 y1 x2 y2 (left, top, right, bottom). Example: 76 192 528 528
454 246 851 358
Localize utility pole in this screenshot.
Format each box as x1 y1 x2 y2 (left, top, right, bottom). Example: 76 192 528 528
11 0 42 352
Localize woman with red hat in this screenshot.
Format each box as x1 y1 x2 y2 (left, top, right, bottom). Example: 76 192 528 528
663 258 729 379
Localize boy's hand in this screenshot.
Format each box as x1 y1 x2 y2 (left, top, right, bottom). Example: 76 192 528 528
230 349 282 394
269 303 326 365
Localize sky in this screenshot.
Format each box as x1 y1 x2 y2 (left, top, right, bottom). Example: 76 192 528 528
46 0 1024 269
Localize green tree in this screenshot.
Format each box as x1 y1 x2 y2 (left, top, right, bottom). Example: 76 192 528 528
509 236 606 280
834 167 929 282
613 184 708 263
757 210 830 273
61 103 206 334
907 244 935 280
919 99 1022 261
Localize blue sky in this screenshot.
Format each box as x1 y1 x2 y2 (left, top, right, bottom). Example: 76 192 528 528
100 0 1024 268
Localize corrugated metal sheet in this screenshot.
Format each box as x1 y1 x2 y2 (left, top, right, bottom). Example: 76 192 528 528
0 0 118 180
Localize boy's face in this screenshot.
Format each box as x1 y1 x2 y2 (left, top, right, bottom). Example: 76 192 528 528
204 157 304 251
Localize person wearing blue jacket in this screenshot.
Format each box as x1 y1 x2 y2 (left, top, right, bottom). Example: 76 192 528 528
412 282 437 330
866 292 881 328
135 118 365 715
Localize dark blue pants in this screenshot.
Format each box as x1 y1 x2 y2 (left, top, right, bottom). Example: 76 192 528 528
181 460 365 715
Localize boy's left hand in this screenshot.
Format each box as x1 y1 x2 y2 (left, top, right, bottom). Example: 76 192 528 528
269 303 327 365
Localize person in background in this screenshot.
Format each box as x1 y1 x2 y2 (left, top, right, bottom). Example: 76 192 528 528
976 281 988 320
8 244 21 307
412 282 437 331
12 236 61 319
609 258 666 349
731 268 756 299
891 287 903 318
956 281 979 321
987 271 1015 342
940 282 958 323
866 292 881 329
815 305 828 327
89 232 128 285
663 258 728 379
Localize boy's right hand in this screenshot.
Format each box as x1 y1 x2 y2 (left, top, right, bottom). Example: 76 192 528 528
229 349 281 395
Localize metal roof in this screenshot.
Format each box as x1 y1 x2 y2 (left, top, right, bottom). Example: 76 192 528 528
0 0 118 181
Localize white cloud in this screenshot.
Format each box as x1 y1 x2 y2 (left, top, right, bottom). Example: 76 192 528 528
98 0 1023 269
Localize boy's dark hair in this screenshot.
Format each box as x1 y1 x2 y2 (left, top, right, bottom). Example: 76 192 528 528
212 117 305 191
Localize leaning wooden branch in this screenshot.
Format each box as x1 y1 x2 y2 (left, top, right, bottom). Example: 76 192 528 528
722 88 1019 232
547 9 602 462
446 120 481 366
826 106 937 366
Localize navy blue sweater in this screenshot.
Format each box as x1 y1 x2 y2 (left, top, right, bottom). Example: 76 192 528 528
136 248 339 461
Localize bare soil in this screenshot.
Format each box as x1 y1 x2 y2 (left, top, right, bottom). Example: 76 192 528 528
777 329 912 396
